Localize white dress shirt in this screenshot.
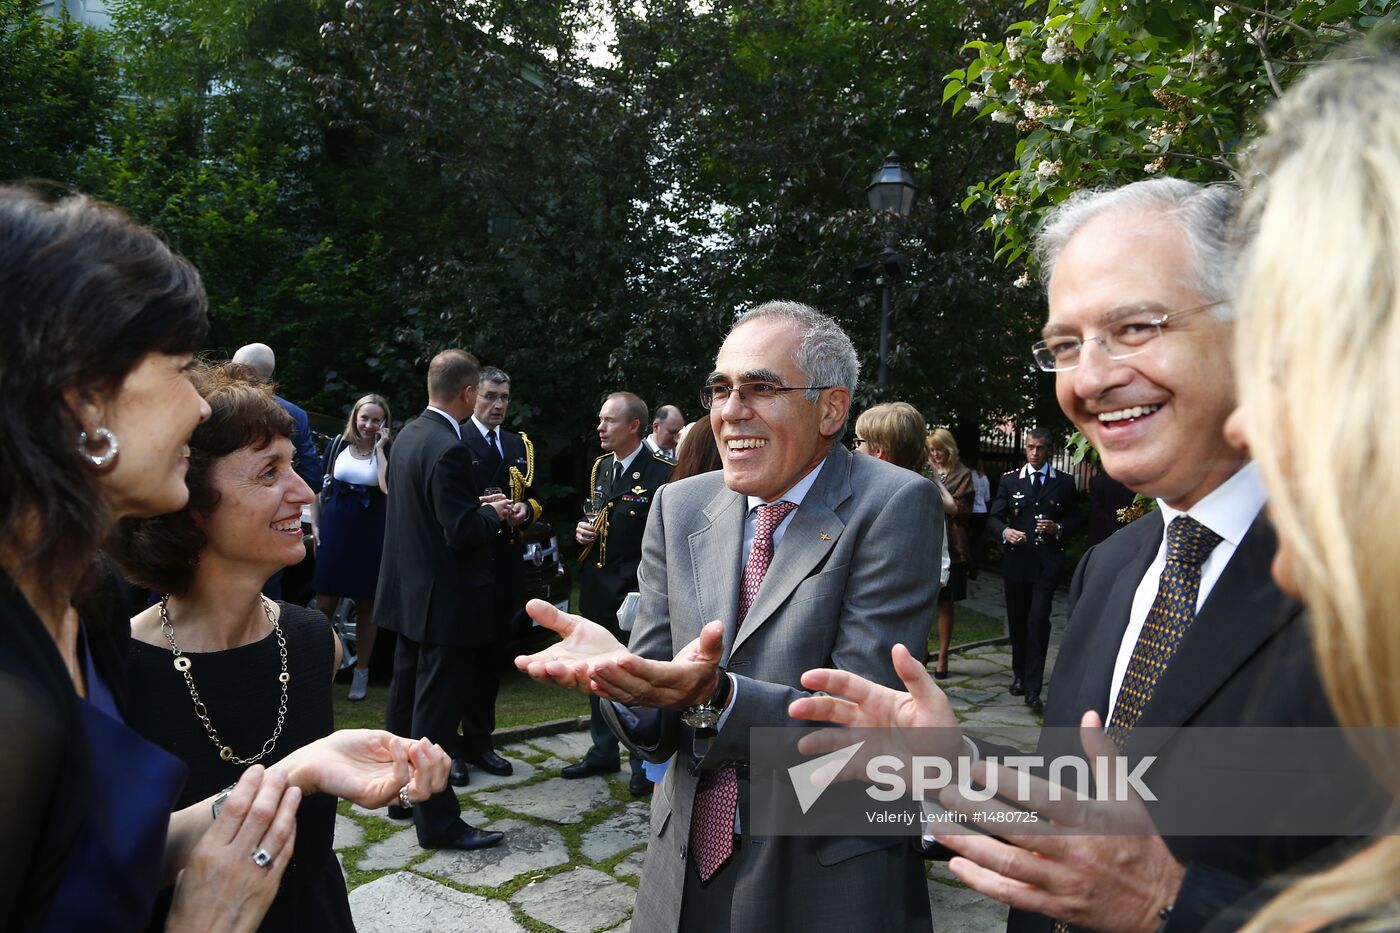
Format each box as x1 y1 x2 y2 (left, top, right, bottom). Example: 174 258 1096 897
1106 461 1266 722
425 406 462 440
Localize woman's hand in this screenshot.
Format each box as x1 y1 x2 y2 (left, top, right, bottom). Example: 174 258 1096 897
270 730 450 807
165 765 300 933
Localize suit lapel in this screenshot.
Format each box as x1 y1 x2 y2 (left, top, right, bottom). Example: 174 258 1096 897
732 447 851 655
1128 514 1296 756
689 487 745 658
1074 510 1164 718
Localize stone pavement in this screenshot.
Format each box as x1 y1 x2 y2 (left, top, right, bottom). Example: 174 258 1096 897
334 573 1073 932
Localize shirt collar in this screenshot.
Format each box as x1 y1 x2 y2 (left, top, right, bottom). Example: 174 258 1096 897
745 460 826 514
1021 462 1053 480
613 444 643 474
469 414 495 441
1155 460 1265 548
425 406 462 439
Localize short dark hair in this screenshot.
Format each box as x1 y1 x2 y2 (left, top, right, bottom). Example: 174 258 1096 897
1026 427 1056 446
606 391 648 436
0 185 209 600
114 362 294 595
427 349 480 403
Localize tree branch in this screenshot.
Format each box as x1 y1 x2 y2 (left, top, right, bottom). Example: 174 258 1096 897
1249 22 1285 97
1217 0 1319 40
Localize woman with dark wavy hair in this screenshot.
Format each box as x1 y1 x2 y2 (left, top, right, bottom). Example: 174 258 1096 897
0 186 448 932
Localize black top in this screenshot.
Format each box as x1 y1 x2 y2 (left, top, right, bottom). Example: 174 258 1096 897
126 602 354 933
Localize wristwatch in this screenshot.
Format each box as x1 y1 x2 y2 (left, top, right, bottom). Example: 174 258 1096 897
681 667 732 734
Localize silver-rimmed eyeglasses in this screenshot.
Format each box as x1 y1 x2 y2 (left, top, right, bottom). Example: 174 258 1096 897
700 382 831 410
1031 300 1226 372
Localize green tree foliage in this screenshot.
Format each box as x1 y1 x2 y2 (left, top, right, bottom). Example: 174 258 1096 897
944 0 1397 270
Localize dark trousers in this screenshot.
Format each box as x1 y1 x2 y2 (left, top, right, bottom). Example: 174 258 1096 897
458 583 513 756
1003 574 1057 697
678 836 744 932
585 694 645 777
385 632 469 844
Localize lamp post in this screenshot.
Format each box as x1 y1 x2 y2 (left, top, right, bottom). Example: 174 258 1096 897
864 151 917 393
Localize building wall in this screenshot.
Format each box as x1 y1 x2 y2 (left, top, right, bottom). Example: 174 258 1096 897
39 0 111 30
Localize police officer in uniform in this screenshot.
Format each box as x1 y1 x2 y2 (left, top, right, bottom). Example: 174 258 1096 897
455 366 543 783
564 391 672 795
987 428 1082 711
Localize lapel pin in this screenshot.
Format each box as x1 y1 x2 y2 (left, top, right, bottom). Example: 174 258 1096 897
632 470 641 479
819 532 831 541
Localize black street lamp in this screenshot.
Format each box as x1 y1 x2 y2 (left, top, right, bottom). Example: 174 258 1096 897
864 151 917 393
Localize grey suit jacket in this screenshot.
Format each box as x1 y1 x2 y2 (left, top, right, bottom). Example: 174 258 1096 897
606 443 942 932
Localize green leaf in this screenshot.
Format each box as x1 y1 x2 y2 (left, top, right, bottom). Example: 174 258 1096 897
943 79 963 103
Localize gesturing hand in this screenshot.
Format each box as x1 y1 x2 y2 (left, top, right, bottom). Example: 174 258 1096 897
272 731 451 807
589 620 727 710
515 599 628 693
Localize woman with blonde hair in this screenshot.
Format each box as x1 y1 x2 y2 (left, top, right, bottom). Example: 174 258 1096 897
1227 50 1400 929
310 393 391 700
925 427 974 679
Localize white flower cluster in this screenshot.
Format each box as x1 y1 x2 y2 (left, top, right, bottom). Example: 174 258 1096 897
1013 271 1032 289
991 108 1018 124
1145 157 1169 174
1042 33 1080 65
1036 159 1063 180
967 91 987 110
1023 101 1057 120
1006 37 1025 60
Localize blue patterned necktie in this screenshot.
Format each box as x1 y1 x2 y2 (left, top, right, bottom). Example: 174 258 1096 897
1051 517 1222 933
1108 514 1223 747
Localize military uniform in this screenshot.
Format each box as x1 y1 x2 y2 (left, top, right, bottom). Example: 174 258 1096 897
987 464 1082 703
577 447 673 771
459 422 542 759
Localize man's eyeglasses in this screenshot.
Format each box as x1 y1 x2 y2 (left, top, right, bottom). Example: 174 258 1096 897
1031 300 1226 372
700 382 831 410
481 392 511 404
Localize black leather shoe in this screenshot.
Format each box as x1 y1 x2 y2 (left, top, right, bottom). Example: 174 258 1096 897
1009 679 1025 697
450 759 471 787
629 771 653 797
464 750 514 777
1025 693 1043 712
386 804 413 820
561 760 620 779
422 824 505 851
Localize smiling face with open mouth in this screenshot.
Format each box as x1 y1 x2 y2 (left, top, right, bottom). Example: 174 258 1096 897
196 436 314 571
708 317 849 502
1046 210 1244 510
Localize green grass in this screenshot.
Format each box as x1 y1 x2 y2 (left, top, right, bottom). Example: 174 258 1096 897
331 667 590 733
937 603 1006 653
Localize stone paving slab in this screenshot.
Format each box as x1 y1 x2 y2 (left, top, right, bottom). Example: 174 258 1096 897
334 814 364 850
349 871 526 933
480 775 616 824
928 879 1009 931
580 802 650 862
526 731 596 760
613 850 647 881
355 808 491 871
511 866 635 933
418 818 569 889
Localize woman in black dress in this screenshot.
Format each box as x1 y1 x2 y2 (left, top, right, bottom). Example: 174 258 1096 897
117 363 446 932
310 393 392 701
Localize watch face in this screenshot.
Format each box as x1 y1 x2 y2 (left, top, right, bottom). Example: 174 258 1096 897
682 706 721 730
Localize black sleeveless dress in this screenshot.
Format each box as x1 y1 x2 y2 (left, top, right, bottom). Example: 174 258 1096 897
126 602 355 933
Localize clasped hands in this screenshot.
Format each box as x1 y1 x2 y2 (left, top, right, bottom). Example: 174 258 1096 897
481 492 528 527
516 599 725 710
790 646 1183 933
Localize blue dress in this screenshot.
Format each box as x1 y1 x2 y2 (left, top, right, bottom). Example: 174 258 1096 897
40 625 186 932
312 441 387 601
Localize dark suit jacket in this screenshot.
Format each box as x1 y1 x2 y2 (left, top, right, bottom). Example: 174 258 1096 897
578 448 673 625
275 395 322 493
988 466 1082 582
375 410 502 647
1008 509 1345 933
464 423 541 636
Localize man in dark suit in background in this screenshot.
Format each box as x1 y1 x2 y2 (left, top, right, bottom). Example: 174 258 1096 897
454 366 540 783
565 391 672 795
375 349 508 851
644 403 685 462
988 427 1082 711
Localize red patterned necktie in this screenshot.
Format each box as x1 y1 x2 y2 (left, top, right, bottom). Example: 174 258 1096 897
691 500 799 882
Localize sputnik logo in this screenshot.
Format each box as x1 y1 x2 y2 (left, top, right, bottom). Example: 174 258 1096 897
787 741 865 814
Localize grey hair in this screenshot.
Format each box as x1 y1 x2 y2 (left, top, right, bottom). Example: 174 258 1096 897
732 300 860 401
479 366 510 385
1033 178 1242 320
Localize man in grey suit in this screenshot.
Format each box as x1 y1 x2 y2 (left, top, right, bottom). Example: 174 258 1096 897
517 301 941 930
